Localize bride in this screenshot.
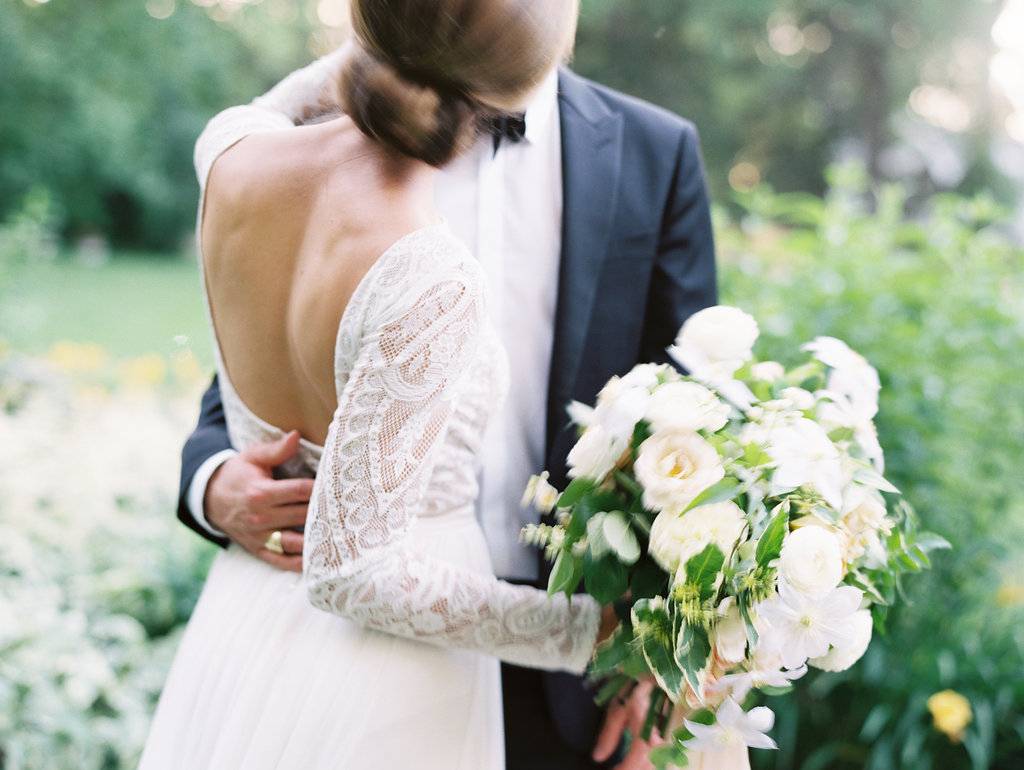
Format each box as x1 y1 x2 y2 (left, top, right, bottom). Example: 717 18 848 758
137 1 620 768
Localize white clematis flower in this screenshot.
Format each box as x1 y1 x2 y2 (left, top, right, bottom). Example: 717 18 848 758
754 580 864 670
683 697 778 752
809 608 874 672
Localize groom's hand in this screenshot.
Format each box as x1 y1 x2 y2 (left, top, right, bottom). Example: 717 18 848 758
592 679 658 770
205 431 315 572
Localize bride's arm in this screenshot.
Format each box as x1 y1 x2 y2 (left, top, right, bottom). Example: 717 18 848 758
193 45 349 190
303 241 602 673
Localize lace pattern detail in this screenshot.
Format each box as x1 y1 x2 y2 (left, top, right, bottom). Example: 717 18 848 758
305 227 599 673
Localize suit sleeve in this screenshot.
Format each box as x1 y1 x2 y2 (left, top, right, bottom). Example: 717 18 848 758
177 376 231 547
640 121 717 364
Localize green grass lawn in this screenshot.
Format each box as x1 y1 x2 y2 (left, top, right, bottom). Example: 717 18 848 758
1 251 213 367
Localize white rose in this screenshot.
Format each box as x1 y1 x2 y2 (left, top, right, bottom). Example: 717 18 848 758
778 525 844 596
635 430 725 514
809 609 873 671
676 306 760 364
566 424 624 480
713 597 749 664
648 500 747 577
645 381 730 435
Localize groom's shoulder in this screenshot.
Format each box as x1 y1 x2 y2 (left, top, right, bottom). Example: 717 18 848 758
558 68 698 143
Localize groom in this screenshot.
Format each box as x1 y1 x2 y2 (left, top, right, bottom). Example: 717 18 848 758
178 44 716 770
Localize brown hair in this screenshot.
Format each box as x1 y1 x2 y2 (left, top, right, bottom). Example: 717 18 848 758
338 0 578 167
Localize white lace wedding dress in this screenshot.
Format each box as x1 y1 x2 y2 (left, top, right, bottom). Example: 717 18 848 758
138 115 600 770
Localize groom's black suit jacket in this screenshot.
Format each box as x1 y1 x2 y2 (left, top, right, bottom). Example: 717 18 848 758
178 68 716 762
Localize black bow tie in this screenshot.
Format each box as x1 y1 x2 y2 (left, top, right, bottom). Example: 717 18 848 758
487 114 527 153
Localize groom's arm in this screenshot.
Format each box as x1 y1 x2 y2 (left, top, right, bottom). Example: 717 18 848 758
178 378 312 571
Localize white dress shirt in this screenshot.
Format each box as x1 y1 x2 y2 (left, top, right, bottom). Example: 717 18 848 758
190 69 563 581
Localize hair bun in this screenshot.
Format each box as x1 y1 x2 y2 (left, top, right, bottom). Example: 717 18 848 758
338 42 477 167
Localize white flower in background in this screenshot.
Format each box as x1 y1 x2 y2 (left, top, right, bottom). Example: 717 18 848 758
566 423 624 480
817 391 885 471
766 417 844 510
712 597 749 664
840 486 893 563
676 306 761 365
645 381 730 435
755 580 864 669
683 697 778 751
778 525 844 596
521 472 560 514
667 306 760 410
750 360 786 382
649 501 747 577
809 608 873 671
780 386 816 412
804 336 880 413
710 662 808 702
635 431 726 514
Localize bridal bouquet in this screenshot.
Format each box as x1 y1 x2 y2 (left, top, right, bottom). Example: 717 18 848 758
522 306 947 766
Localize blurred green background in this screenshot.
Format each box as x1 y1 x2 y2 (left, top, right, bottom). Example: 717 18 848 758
1 0 1023 768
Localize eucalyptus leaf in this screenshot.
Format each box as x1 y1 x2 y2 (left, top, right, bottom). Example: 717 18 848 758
602 511 641 564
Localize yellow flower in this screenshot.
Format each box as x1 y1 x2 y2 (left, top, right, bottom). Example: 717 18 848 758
48 341 108 374
117 354 167 389
926 690 972 742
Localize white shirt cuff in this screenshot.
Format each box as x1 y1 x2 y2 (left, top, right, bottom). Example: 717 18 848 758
186 449 238 538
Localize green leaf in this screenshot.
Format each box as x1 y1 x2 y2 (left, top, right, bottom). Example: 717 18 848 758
641 633 685 699
756 505 789 566
558 476 596 508
647 743 689 768
852 464 901 494
602 510 641 564
547 549 581 597
630 557 671 600
590 627 636 674
674 623 711 694
683 477 741 512
683 544 725 602
584 550 630 605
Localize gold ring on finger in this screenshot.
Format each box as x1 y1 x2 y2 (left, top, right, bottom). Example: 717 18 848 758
263 530 284 555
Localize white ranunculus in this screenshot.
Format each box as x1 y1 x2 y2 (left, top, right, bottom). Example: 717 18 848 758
778 525 844 596
648 500 747 577
676 306 760 364
566 423 624 480
645 381 730 435
839 486 892 563
635 430 725 514
809 608 873 671
596 363 665 406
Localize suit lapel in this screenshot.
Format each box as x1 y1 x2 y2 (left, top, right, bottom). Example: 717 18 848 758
547 70 624 453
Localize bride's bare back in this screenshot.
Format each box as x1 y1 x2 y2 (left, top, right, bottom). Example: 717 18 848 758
199 117 440 445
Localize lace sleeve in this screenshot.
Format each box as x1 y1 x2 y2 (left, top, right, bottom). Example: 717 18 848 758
304 234 600 674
